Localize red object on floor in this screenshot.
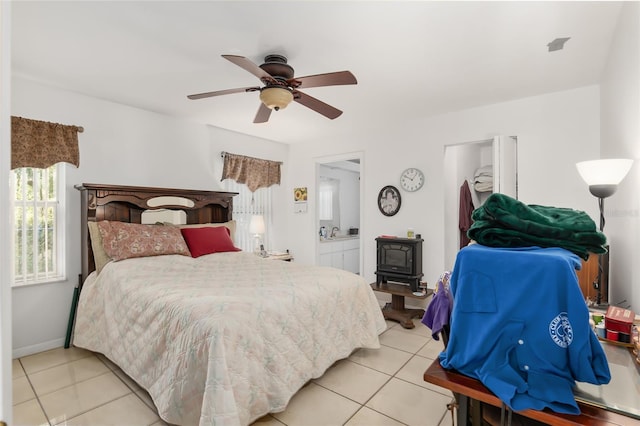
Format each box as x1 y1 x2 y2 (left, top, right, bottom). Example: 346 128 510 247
605 306 635 335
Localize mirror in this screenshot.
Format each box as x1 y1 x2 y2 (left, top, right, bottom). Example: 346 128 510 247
141 209 187 224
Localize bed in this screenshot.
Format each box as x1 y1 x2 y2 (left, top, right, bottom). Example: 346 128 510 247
71 183 386 426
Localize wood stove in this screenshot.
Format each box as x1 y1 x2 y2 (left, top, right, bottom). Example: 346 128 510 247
375 237 423 292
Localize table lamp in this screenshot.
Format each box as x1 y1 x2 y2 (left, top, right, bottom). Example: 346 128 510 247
249 215 266 255
576 158 633 305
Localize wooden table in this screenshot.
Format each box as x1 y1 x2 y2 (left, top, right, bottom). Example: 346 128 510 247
370 282 432 329
423 358 639 425
264 253 293 261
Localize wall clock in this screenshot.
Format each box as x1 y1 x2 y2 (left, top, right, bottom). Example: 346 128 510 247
378 185 402 216
400 168 425 192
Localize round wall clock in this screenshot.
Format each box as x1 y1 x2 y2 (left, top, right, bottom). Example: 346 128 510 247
378 185 402 216
400 168 425 192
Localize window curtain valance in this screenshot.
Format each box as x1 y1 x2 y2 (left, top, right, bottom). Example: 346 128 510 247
11 116 83 169
221 152 282 192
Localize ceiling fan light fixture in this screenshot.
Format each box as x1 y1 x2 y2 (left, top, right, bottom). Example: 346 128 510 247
260 87 293 111
188 54 356 122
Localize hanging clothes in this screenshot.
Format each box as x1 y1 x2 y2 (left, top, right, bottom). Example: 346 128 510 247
421 271 453 341
458 180 475 248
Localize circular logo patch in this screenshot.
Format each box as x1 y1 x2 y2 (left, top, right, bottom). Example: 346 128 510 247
549 312 573 348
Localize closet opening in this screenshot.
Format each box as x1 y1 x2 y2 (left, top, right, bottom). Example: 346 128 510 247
443 136 518 269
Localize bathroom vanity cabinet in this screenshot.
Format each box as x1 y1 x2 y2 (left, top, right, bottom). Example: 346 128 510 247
319 237 360 274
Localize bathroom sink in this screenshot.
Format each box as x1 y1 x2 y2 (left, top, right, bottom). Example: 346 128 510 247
323 235 358 241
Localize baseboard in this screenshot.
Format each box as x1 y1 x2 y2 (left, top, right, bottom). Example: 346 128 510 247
13 337 65 359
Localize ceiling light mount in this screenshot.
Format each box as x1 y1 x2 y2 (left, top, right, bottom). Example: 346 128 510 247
547 37 571 52
259 54 295 79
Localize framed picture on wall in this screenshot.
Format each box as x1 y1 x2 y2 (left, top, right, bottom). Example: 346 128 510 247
294 187 308 213
378 185 401 216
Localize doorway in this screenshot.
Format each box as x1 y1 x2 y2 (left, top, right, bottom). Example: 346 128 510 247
315 152 363 275
443 136 517 269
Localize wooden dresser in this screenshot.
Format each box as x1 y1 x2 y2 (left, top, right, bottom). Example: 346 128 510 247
576 250 609 303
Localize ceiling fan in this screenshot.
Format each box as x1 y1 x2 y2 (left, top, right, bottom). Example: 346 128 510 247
187 54 357 123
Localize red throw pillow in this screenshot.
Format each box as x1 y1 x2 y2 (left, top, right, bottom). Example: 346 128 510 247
180 226 241 258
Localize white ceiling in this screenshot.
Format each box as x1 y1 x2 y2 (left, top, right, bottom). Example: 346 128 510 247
11 1 623 145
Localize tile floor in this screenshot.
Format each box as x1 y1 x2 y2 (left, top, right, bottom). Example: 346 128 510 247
13 318 454 426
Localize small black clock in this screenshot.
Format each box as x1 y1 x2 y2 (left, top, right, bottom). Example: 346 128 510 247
377 185 401 216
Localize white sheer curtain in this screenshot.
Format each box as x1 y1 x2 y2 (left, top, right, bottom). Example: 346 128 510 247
319 180 333 221
224 179 272 252
319 177 340 230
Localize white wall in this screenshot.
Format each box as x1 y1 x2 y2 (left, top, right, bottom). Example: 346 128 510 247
287 86 601 294
11 75 288 357
599 1 640 310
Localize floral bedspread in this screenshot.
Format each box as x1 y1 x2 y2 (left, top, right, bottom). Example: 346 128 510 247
74 252 386 425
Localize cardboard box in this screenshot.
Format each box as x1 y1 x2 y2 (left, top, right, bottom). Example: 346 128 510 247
605 306 635 334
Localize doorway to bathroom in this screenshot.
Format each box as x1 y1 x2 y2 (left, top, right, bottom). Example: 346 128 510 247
315 152 363 274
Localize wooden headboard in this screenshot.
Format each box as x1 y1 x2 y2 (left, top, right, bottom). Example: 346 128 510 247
75 183 238 283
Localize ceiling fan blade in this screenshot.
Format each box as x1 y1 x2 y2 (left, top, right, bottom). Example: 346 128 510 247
253 103 272 123
187 86 260 100
290 71 357 89
222 55 275 83
293 90 343 120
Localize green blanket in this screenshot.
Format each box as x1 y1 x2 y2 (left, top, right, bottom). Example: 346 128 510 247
468 193 607 260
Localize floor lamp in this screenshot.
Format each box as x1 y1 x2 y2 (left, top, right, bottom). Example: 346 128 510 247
576 159 633 306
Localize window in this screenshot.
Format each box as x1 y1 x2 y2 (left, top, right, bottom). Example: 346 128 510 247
319 177 340 230
319 180 333 221
224 180 272 252
11 164 65 285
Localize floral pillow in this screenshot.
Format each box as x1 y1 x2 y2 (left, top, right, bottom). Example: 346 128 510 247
98 221 191 261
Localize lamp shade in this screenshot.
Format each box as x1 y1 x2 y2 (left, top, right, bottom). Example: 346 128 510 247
576 159 633 198
249 215 266 234
259 87 293 111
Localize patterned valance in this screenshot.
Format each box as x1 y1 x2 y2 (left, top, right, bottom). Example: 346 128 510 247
11 116 82 169
221 152 282 192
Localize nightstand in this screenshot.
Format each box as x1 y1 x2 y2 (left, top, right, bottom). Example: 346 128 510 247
264 252 293 262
